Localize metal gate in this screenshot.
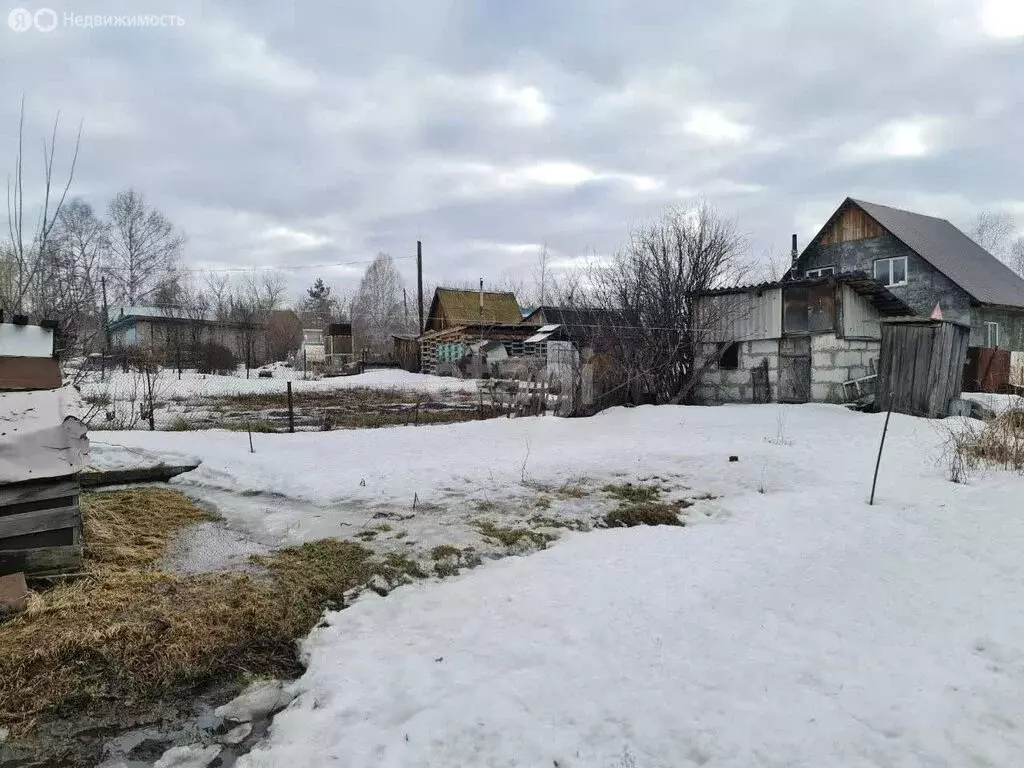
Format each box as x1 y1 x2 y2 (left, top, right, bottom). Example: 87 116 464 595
778 337 811 403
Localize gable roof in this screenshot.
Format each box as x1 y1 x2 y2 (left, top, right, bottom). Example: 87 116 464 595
428 288 522 326
835 198 1024 308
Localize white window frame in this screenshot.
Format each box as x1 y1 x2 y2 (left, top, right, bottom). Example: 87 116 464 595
985 322 1000 348
873 256 908 287
805 266 835 278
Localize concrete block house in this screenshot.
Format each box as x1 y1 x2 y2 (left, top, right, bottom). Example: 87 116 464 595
696 197 1024 405
695 274 913 404
798 198 1024 350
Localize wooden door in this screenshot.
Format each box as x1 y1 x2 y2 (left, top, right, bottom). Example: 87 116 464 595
778 337 811 403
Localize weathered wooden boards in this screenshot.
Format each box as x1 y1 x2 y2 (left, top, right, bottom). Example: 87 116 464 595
0 476 83 578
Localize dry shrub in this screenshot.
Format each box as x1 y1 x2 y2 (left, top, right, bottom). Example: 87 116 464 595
949 408 1024 481
0 489 422 734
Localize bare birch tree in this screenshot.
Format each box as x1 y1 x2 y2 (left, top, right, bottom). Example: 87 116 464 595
2 100 81 313
968 210 1024 276
34 198 107 354
352 253 405 355
969 211 1016 256
105 188 185 304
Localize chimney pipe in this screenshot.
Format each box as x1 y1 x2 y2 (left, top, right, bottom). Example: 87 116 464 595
790 233 799 277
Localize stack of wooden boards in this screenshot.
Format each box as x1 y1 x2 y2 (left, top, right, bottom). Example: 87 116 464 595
1 317 89 579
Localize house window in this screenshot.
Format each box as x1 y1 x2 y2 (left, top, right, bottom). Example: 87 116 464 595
873 256 907 287
719 342 740 370
806 266 835 278
985 322 1000 348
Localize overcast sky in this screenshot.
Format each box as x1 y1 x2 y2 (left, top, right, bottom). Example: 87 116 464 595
2 0 1023 299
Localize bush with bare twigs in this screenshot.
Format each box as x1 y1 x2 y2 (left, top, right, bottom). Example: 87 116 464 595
945 401 1024 482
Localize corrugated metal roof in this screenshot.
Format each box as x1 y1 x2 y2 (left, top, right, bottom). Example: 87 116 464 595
700 272 914 317
108 305 218 322
849 199 1024 309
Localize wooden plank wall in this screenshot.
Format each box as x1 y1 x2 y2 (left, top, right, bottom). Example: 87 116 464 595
0 476 83 577
879 322 970 417
818 206 887 246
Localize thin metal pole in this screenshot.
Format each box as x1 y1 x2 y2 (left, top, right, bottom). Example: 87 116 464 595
287 381 295 433
869 394 894 505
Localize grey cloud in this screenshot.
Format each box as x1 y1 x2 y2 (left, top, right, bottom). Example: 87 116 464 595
2 0 1022 300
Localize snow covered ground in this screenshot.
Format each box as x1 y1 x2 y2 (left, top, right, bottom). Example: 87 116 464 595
79 367 480 401
92 404 1024 766
962 392 1024 415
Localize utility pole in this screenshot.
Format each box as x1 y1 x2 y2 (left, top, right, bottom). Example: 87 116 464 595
100 275 112 381
479 277 484 376
416 240 424 333
101 276 112 351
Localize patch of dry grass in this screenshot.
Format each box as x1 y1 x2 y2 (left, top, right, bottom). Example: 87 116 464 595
954 409 1024 477
80 488 210 568
602 502 685 528
601 482 666 505
598 481 688 528
0 489 422 736
471 520 553 550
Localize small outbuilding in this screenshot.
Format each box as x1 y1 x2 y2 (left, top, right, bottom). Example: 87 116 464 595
877 318 970 418
694 273 915 404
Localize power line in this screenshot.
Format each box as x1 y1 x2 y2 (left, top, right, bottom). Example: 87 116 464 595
435 317 772 334
177 254 417 274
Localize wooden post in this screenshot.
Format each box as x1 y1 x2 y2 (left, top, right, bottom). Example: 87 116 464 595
417 241 424 333
869 395 894 505
287 381 295 433
144 364 156 431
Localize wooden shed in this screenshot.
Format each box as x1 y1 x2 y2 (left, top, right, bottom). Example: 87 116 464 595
877 318 970 418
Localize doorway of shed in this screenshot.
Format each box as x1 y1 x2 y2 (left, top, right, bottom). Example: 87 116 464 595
778 337 811 403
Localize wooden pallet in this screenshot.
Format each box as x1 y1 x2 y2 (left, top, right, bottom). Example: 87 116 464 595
0 476 83 578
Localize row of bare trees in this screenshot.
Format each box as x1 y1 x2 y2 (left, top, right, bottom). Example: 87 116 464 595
969 211 1024 275
2 104 187 357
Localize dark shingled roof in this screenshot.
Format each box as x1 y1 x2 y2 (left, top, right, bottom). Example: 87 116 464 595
849 199 1024 309
522 305 622 328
